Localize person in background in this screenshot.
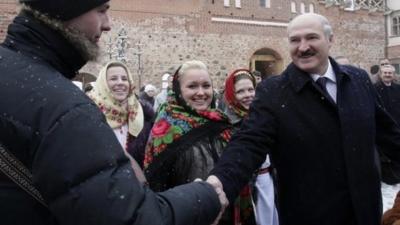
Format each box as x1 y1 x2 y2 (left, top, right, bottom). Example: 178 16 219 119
375 65 400 125
207 13 400 225
88 61 154 168
139 84 157 108
373 58 392 83
374 65 400 185
154 73 172 112
0 0 227 224
224 69 279 225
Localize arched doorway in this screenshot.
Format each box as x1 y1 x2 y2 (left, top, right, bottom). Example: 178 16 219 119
250 48 283 79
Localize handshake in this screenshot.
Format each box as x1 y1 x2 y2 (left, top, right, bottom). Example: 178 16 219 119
195 175 229 225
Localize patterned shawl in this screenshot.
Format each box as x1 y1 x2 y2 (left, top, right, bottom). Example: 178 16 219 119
88 61 144 137
143 68 231 168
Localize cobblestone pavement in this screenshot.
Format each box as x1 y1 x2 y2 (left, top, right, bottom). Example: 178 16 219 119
382 182 400 212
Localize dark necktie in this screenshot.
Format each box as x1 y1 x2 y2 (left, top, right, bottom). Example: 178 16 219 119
316 77 334 103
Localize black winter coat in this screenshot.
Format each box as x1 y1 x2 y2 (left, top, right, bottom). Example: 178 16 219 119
0 11 220 225
211 59 400 225
127 99 155 168
374 81 400 125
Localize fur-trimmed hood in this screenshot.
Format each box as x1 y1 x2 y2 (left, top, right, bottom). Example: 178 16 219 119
2 9 87 79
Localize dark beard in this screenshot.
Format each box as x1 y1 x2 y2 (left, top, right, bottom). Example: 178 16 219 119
63 28 100 62
21 5 100 62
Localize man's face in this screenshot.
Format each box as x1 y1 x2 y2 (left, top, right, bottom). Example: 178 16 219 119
146 89 156 97
64 3 111 45
380 67 396 85
288 16 332 75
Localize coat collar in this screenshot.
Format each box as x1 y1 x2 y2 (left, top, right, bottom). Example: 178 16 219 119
2 11 87 79
288 57 352 93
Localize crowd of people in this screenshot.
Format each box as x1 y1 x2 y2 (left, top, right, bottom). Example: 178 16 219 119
2 1 400 225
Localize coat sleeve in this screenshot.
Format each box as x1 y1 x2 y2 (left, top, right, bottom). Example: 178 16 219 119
210 79 279 203
33 103 220 225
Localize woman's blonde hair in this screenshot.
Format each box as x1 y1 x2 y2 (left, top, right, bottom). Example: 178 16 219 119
178 60 208 78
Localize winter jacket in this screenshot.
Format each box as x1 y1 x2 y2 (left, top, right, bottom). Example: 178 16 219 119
211 59 400 225
127 99 155 168
139 92 155 108
0 11 220 225
146 122 230 192
375 81 400 126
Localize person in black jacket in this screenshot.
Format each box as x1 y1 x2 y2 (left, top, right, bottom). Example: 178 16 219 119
0 1 226 225
375 65 400 185
375 65 400 126
207 13 400 225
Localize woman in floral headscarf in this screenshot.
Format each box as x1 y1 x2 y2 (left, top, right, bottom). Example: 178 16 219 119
88 61 154 169
144 60 232 193
224 69 278 225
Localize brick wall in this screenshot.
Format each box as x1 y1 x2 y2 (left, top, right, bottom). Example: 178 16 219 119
0 1 18 41
0 0 386 89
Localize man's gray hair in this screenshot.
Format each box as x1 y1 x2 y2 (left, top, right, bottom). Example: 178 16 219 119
319 14 333 38
288 13 333 39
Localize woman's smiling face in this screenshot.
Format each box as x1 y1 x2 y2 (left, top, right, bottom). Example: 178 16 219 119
106 66 130 102
179 68 213 111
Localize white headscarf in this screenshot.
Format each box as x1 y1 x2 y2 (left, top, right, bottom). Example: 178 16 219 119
88 61 144 136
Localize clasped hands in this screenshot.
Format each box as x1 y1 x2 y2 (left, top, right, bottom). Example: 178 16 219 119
195 175 228 225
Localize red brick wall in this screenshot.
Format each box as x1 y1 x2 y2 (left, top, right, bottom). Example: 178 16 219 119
0 0 386 88
0 0 18 42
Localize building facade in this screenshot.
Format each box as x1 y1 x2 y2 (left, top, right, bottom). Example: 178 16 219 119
0 0 386 89
386 0 400 73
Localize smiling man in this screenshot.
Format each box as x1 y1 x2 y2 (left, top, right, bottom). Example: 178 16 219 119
208 13 400 225
0 0 225 225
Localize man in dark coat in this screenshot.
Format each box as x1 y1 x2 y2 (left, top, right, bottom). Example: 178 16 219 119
0 1 226 225
375 65 400 185
207 13 400 225
375 65 400 125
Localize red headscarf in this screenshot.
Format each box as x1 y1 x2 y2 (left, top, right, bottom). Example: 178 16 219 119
224 68 256 117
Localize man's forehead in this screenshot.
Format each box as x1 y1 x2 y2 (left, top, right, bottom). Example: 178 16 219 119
288 26 323 38
288 20 323 36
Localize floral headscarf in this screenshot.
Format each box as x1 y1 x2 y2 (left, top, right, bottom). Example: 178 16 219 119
224 68 256 118
143 65 231 168
88 61 144 137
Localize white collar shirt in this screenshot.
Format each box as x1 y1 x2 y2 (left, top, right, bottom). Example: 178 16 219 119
310 61 337 103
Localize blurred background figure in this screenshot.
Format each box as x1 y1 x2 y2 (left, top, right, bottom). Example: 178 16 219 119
88 61 154 168
224 69 278 225
154 73 172 112
139 84 157 109
372 58 392 83
374 65 400 186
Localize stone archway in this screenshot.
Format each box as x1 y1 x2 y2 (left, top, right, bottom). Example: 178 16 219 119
250 48 283 79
